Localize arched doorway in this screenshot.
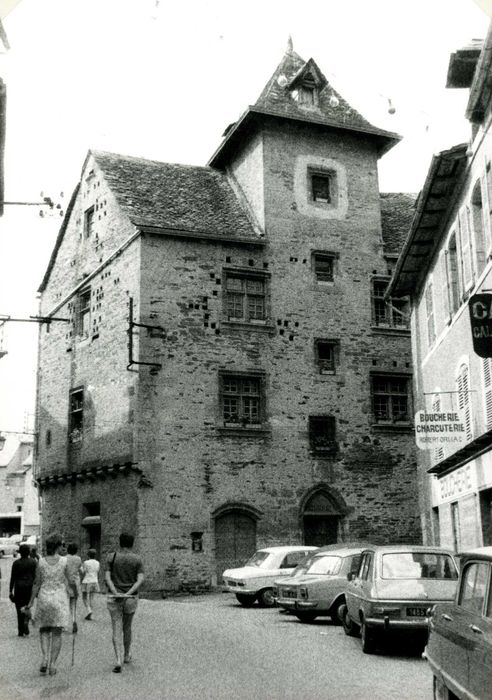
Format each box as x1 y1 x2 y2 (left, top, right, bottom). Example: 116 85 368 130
214 506 258 584
301 488 345 546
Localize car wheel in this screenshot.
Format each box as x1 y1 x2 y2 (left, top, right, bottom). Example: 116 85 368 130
341 605 359 637
257 588 275 608
360 620 378 654
329 599 344 625
235 593 256 607
295 612 318 623
433 675 455 700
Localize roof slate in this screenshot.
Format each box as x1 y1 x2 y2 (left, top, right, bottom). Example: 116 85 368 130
379 192 417 255
254 47 398 142
92 151 261 241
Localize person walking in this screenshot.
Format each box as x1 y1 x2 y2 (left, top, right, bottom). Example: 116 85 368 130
66 543 82 633
24 533 71 676
9 544 37 636
104 532 144 673
81 548 100 620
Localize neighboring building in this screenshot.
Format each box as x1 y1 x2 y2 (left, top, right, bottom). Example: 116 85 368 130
389 30 492 551
0 18 9 217
35 43 420 592
0 433 39 537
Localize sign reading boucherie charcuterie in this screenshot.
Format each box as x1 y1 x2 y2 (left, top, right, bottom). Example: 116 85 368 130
414 410 467 450
468 293 492 358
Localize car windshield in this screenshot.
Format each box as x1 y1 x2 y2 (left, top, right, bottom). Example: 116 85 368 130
305 555 342 575
381 552 458 580
244 551 271 568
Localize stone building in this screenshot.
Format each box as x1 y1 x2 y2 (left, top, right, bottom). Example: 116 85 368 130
389 29 492 551
0 433 39 537
35 44 420 592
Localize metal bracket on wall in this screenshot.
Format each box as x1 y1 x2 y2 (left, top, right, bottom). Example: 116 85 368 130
127 297 164 373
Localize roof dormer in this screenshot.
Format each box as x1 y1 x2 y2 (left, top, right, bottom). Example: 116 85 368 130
288 59 327 108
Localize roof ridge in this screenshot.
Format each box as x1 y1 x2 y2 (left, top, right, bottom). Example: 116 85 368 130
91 150 216 172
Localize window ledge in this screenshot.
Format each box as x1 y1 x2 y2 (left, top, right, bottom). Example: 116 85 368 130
221 320 276 334
371 423 413 433
216 425 271 437
371 325 410 336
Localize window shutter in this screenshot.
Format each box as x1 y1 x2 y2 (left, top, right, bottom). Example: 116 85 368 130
483 358 492 431
459 208 474 293
457 364 473 441
425 281 436 347
432 394 445 462
481 171 492 257
441 250 451 324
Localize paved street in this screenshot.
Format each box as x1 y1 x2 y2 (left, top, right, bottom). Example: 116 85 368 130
1 557 432 700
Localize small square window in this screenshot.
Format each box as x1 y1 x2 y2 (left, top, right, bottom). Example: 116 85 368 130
313 253 336 282
315 340 338 374
311 174 331 203
372 279 409 329
308 416 337 454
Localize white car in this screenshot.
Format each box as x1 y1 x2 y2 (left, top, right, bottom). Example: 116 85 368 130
223 546 317 607
0 535 22 557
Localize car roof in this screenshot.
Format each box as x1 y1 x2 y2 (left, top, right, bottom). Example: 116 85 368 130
256 546 318 554
361 545 456 555
308 545 368 556
458 546 492 562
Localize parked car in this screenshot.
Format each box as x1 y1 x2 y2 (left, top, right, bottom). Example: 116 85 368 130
272 545 366 623
222 546 317 607
343 545 458 654
0 535 22 557
426 546 492 699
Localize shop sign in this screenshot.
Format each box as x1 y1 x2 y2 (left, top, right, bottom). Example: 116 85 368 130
469 294 492 358
414 410 467 450
436 463 477 505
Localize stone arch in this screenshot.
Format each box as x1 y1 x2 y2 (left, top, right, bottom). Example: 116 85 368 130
212 502 262 584
299 484 349 546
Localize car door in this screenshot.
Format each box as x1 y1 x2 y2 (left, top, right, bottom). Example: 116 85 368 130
347 551 372 620
433 560 488 695
467 561 492 699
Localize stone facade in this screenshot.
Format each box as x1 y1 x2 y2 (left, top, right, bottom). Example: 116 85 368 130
36 47 421 592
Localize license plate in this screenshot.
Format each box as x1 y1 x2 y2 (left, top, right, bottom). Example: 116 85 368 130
406 607 427 617
282 589 297 598
226 581 236 587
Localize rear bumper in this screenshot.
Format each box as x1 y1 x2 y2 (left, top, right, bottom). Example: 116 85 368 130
223 585 257 595
365 616 429 630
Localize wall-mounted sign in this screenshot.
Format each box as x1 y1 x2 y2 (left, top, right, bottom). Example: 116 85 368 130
415 410 467 450
469 293 492 357
435 463 477 505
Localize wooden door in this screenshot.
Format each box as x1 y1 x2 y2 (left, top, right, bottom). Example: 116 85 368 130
215 511 256 583
303 515 338 546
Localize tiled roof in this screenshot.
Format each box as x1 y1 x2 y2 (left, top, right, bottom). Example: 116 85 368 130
379 192 417 255
92 151 261 242
255 49 386 137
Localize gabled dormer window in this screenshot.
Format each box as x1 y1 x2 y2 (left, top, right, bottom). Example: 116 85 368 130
292 74 318 106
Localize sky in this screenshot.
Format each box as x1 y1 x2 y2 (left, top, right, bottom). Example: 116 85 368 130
0 0 490 435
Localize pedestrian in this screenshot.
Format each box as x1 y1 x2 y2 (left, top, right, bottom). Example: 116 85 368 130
24 533 71 676
66 543 82 633
30 547 40 561
9 544 37 637
105 532 144 673
81 548 100 620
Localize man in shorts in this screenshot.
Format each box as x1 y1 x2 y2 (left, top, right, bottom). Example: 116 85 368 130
105 532 144 673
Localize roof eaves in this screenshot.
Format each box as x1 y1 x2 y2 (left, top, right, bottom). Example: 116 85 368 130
387 144 468 299
208 106 401 168
466 25 492 122
137 224 266 246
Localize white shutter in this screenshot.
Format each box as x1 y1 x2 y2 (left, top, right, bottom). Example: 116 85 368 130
441 250 451 324
425 281 436 346
480 172 492 259
483 358 492 431
459 207 473 292
457 364 473 441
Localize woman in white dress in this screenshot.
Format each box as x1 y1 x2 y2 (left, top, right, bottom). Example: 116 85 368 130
25 533 71 676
